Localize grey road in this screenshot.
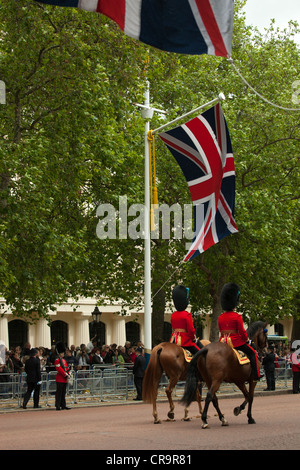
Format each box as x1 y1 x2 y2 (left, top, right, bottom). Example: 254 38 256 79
1 393 299 452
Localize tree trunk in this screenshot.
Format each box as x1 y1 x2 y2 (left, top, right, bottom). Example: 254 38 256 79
151 286 166 347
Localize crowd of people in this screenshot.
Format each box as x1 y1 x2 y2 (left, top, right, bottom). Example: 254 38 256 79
0 337 145 376
0 338 146 406
262 340 300 393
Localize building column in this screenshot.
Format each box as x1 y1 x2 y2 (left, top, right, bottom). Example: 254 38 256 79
75 316 90 347
35 318 51 349
112 316 126 346
0 316 9 348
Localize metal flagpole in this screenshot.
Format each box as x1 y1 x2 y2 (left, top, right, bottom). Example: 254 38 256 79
135 82 166 365
152 92 225 135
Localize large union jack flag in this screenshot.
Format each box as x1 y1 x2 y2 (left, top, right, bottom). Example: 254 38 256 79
34 0 234 57
159 103 238 261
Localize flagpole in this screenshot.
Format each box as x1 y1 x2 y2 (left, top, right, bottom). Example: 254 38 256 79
151 93 225 135
142 82 153 365
136 81 165 366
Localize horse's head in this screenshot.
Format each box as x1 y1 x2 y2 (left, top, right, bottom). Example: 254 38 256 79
247 321 268 352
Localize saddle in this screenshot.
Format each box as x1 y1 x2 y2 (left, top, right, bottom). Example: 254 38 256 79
182 348 193 363
220 336 250 365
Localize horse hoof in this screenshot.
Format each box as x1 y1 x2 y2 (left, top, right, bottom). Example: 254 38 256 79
202 423 209 429
182 417 191 421
233 407 241 416
221 418 229 426
154 420 161 424
168 412 175 420
248 418 256 424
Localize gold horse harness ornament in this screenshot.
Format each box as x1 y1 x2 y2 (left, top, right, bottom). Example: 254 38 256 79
220 334 250 365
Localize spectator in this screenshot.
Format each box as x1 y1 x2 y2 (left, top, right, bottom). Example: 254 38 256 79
22 348 42 409
128 347 137 364
291 348 300 394
112 349 125 366
133 347 145 401
21 342 31 358
5 351 14 373
91 347 103 366
77 347 90 370
11 347 24 374
118 346 128 362
102 345 113 364
262 346 276 391
86 335 98 355
65 349 79 371
124 341 131 358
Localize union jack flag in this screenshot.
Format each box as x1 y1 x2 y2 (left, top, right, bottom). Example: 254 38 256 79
34 0 234 57
159 103 238 261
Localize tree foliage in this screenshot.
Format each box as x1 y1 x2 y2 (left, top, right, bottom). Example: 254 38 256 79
0 1 299 343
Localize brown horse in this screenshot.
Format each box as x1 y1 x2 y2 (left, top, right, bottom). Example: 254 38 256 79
181 321 267 428
142 340 210 424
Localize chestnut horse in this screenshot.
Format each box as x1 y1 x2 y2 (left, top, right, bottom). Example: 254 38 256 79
142 340 210 424
181 321 267 428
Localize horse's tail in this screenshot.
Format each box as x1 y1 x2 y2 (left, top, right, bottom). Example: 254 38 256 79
180 348 208 407
142 345 163 404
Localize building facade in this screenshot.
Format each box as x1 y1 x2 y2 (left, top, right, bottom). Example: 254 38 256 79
0 296 293 350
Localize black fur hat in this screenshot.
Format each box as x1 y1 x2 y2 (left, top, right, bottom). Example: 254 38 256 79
220 283 240 311
56 342 66 354
172 285 189 311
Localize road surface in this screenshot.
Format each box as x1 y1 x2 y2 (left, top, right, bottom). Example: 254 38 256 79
1 393 299 452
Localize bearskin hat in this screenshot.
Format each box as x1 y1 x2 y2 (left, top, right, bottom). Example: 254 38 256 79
172 285 189 311
220 283 240 311
56 342 66 354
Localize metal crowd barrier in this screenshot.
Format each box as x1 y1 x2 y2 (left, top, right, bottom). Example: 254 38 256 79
0 360 295 409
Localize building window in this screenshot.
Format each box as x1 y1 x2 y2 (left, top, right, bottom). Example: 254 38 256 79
274 323 284 336
89 321 106 347
126 321 140 345
8 319 28 349
51 320 68 346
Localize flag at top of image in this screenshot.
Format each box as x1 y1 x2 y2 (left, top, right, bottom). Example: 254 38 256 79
34 0 234 57
159 103 238 261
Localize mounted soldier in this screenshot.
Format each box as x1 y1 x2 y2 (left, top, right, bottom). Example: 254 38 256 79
170 285 201 355
218 282 261 381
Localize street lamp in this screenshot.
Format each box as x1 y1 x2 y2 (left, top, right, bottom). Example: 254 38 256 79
91 306 102 345
91 306 102 324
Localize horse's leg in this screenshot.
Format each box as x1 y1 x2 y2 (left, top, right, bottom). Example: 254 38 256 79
233 382 249 417
182 382 202 421
246 379 257 424
211 394 228 426
233 380 256 424
195 382 203 417
165 377 177 421
152 379 162 424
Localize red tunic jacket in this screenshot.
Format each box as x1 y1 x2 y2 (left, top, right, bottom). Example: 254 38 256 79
54 357 70 383
170 310 197 348
218 311 248 347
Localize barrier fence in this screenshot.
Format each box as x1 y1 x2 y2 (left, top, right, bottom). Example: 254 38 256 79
0 360 295 410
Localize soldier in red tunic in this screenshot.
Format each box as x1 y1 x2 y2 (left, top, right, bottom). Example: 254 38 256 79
218 283 261 381
170 285 201 355
54 342 72 410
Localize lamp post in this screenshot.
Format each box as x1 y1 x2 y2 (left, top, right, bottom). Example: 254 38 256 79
91 306 102 344
91 306 102 324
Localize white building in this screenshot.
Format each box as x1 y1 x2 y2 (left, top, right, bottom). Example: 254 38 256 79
0 296 293 350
